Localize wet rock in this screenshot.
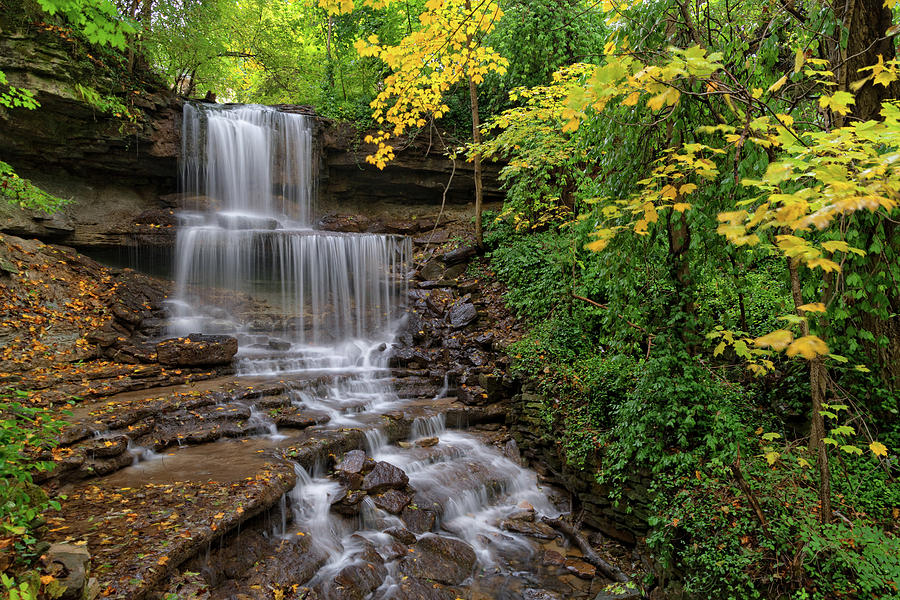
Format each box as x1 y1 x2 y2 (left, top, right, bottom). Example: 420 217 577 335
112 304 142 327
499 519 558 540
267 338 291 351
331 489 367 516
413 229 450 245
379 540 408 561
399 534 476 586
215 214 280 230
507 506 535 522
447 302 477 329
523 590 563 600
335 449 367 474
458 384 489 406
565 558 597 579
419 258 445 281
542 550 566 566
317 543 386 600
45 543 90 600
415 437 439 448
372 489 411 514
389 347 432 369
384 527 417 544
443 263 467 280
362 461 409 494
85 326 120 347
389 576 457 600
474 332 495 348
274 408 318 429
83 435 129 458
441 245 477 265
400 505 436 534
317 214 373 233
156 334 238 366
425 289 454 317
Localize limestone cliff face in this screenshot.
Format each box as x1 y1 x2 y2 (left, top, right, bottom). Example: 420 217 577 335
318 120 503 215
0 9 181 248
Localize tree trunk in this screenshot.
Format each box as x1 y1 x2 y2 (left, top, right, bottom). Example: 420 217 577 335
325 15 335 93
468 73 484 249
831 0 899 122
666 206 693 344
787 257 832 525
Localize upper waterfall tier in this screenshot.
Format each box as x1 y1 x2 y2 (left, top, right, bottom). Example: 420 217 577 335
181 104 316 225
171 104 409 374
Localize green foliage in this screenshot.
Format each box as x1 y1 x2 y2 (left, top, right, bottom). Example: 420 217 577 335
600 351 749 485
486 220 573 321
0 71 39 111
1 392 66 564
34 0 134 49
73 82 136 120
648 454 899 599
0 162 68 213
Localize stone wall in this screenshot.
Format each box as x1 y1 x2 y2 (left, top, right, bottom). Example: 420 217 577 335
509 383 652 545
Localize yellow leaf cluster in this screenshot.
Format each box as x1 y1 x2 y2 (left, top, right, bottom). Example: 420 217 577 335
352 0 507 168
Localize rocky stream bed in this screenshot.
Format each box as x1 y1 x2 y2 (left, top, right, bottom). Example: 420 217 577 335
1 216 644 600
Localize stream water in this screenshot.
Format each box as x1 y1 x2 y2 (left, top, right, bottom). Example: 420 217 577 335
152 103 595 598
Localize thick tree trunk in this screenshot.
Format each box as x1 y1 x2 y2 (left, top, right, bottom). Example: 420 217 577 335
468 74 484 249
831 0 899 122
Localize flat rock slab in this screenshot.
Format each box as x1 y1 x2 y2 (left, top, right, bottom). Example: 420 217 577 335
156 335 238 366
500 519 558 540
44 461 296 600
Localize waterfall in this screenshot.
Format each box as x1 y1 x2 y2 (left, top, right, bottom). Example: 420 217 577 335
170 104 409 373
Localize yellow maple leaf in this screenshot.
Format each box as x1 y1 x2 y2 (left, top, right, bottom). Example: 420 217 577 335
869 441 888 457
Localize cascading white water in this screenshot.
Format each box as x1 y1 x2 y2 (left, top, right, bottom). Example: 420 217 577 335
167 103 578 597
171 104 409 374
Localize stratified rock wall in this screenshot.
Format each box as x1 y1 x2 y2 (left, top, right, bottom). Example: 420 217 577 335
0 10 180 247
318 120 503 214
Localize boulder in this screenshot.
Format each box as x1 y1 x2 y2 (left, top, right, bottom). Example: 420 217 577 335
441 245 477 265
565 558 597 579
384 527 417 545
274 409 319 429
419 259 445 281
447 302 477 329
372 489 411 515
499 519 558 540
401 505 436 534
315 543 386 599
335 450 367 474
317 214 373 233
361 461 409 494
156 334 238 366
399 534 476 586
388 576 457 600
44 543 90 600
